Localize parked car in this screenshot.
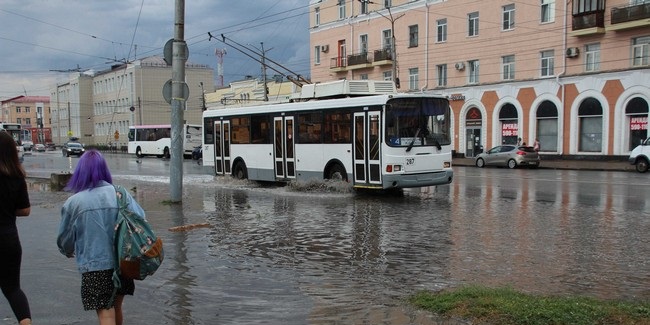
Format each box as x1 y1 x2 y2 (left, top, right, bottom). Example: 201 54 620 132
475 145 540 169
62 142 85 157
191 145 202 160
629 137 650 173
22 140 34 151
34 143 46 152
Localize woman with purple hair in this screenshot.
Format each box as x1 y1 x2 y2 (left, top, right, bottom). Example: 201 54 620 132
57 149 145 325
0 131 32 325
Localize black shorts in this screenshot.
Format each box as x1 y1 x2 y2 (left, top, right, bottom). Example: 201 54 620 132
81 269 134 311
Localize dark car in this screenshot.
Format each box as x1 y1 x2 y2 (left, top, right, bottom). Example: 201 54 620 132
191 146 202 160
62 142 85 157
475 145 540 169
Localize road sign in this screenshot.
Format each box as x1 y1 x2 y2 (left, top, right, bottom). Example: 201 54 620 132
162 79 190 104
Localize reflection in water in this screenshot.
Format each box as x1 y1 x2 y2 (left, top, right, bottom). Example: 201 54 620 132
86 169 650 324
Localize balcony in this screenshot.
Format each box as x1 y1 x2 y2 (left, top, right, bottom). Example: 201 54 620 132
609 3 650 31
372 48 393 66
329 57 347 72
346 52 372 70
569 11 605 37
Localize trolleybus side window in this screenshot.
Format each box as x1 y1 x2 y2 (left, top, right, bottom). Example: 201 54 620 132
231 117 250 144
298 111 323 144
251 114 271 144
324 111 351 143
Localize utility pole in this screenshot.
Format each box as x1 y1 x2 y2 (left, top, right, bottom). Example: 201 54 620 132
170 0 187 202
260 42 268 101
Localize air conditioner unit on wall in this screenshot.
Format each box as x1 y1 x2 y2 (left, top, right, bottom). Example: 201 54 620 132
321 45 329 53
566 47 579 58
455 62 465 70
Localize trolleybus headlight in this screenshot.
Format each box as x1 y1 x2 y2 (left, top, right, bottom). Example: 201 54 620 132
444 161 451 168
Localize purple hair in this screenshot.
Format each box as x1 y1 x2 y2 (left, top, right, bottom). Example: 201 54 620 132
65 149 113 193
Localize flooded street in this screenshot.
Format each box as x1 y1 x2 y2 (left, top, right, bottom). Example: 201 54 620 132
4 152 649 324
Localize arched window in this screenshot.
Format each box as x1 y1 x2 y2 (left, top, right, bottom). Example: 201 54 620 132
626 97 649 150
536 100 558 152
578 98 602 152
499 103 518 145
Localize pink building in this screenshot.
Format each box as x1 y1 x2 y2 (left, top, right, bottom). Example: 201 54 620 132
309 0 649 157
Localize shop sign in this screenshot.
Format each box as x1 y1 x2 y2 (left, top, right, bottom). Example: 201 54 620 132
630 116 647 130
501 123 518 136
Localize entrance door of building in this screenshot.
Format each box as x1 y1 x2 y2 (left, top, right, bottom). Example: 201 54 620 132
465 128 482 157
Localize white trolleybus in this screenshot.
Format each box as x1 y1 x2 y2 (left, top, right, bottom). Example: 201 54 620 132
202 80 453 190
0 123 25 162
127 124 202 158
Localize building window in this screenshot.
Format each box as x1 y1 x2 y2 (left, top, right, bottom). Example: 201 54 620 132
360 74 369 80
315 7 320 26
16 107 21 113
25 107 30 113
382 29 393 51
360 0 368 14
437 64 447 87
536 100 559 152
314 46 321 65
578 98 603 152
499 104 519 145
503 4 515 30
384 0 391 8
541 0 555 23
572 0 604 14
360 34 368 54
338 0 346 19
408 68 419 90
632 36 650 67
502 55 515 80
436 19 447 43
408 25 418 47
585 43 600 72
25 118 31 125
468 60 479 84
468 12 479 37
17 118 21 124
626 97 648 151
541 50 554 77
383 71 392 81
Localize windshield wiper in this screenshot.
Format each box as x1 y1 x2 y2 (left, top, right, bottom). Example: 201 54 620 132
406 128 421 152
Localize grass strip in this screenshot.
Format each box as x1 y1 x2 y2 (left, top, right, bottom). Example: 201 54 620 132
409 285 650 325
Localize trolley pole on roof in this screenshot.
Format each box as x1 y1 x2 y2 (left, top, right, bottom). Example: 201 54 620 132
170 0 186 202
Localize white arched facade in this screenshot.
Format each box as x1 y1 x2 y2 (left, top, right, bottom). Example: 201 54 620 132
458 98 486 157
528 94 564 154
490 96 524 147
569 90 610 155
613 85 650 155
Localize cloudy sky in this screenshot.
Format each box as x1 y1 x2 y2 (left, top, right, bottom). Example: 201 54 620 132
0 0 310 100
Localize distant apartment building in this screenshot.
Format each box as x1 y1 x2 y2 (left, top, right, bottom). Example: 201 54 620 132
309 0 650 157
50 56 214 146
0 95 52 144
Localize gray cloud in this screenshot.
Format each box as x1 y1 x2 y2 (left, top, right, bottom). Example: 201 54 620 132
0 0 310 99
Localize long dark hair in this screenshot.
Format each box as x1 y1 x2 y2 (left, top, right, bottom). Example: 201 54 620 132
0 131 25 178
65 149 113 193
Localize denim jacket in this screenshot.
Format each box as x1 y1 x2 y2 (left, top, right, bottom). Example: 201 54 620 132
57 181 146 274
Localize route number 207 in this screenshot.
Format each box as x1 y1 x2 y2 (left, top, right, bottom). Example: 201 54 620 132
406 158 415 165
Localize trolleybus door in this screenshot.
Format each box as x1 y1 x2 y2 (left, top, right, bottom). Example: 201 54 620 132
353 111 382 186
273 116 296 180
213 120 231 175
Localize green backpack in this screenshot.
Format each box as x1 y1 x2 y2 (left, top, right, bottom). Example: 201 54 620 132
112 185 164 283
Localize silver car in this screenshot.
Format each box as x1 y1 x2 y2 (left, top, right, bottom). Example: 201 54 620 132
475 145 540 169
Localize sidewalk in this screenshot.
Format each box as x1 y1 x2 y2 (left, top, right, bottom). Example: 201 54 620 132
452 157 634 172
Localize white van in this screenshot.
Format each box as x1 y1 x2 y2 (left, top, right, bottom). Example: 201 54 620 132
629 137 650 173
